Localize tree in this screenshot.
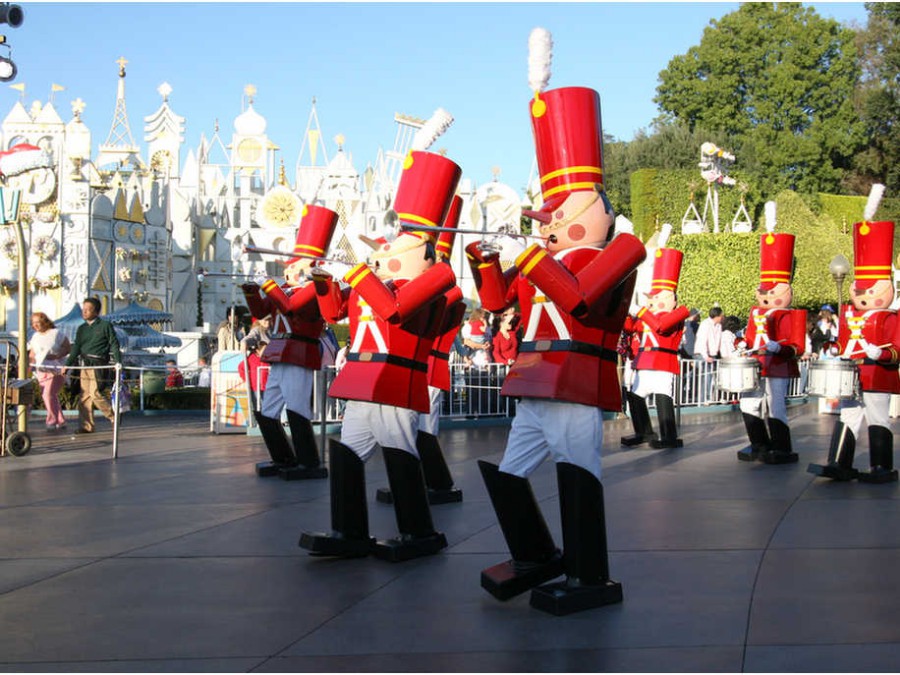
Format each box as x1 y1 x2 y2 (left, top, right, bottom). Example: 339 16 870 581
848 3 900 193
655 3 863 195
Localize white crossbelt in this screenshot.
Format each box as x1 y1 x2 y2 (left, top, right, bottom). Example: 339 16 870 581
350 297 388 354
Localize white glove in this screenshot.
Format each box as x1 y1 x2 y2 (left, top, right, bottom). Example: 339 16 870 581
829 346 840 357
736 340 747 352
765 340 782 354
253 273 267 287
864 344 883 360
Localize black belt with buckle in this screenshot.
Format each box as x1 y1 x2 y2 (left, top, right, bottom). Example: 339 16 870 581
519 339 618 363
642 347 680 356
347 352 428 372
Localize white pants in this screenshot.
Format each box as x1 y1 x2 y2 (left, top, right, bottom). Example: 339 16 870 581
340 399 419 461
839 392 892 438
499 399 604 481
739 377 789 424
631 369 675 398
261 362 314 420
417 386 444 436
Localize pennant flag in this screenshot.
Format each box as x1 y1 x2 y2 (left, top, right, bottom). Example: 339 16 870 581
51 83 65 92
308 129 319 166
8 82 24 92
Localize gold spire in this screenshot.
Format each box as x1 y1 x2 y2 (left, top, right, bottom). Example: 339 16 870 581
244 84 256 104
278 159 287 186
117 56 128 77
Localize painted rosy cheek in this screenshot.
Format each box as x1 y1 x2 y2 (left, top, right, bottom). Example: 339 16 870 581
774 298 784 307
567 224 586 241
875 298 885 307
388 259 401 273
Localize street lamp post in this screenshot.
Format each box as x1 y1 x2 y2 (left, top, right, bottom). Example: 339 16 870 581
829 254 851 322
0 185 26 432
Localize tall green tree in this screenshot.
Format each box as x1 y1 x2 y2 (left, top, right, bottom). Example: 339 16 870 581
655 3 862 196
849 3 900 194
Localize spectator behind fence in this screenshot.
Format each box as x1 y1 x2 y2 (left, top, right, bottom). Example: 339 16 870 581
62 297 121 434
462 307 492 367
165 359 184 389
195 356 212 388
719 315 742 359
680 308 701 358
27 311 71 432
216 307 245 352
491 309 520 365
241 314 272 350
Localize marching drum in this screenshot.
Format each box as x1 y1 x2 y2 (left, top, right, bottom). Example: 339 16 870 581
807 359 858 399
717 357 760 394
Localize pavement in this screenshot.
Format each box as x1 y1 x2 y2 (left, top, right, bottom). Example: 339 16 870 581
0 403 899 673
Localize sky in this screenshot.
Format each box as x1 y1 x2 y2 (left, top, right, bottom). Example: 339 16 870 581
3 2 870 192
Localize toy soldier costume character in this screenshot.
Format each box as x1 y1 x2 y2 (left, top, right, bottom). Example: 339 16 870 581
376 195 466 505
736 203 806 465
621 224 689 449
241 205 339 480
299 147 462 562
809 185 900 483
466 28 647 616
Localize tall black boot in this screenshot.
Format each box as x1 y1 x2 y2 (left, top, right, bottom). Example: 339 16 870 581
737 413 771 462
762 418 799 464
478 460 564 600
377 431 463 505
280 409 328 481
621 392 655 447
858 425 899 484
372 448 448 562
298 440 374 557
254 410 298 477
530 463 623 616
807 421 857 481
649 394 683 449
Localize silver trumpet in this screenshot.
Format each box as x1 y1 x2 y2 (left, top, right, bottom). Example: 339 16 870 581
396 222 546 253
196 269 265 281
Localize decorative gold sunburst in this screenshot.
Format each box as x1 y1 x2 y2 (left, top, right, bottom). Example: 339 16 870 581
258 186 301 228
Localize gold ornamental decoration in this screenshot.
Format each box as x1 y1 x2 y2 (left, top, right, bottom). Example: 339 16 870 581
257 185 302 229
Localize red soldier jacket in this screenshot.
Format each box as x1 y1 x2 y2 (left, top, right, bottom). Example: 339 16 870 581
467 236 646 410
744 307 806 378
837 308 900 393
241 281 325 370
429 292 466 392
623 305 690 375
314 263 457 413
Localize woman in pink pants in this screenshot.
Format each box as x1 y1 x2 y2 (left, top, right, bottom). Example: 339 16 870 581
27 312 71 431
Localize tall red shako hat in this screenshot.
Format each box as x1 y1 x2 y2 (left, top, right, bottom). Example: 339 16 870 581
853 184 894 289
435 194 462 261
649 224 683 295
285 204 338 266
758 201 795 291
525 28 604 218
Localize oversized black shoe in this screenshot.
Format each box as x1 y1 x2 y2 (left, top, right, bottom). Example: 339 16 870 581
621 392 655 447
761 418 799 465
649 394 683 449
280 410 328 481
372 448 447 562
376 431 463 505
737 413 771 462
478 460 564 601
298 440 374 558
858 425 899 484
531 463 623 616
254 411 299 477
808 421 858 481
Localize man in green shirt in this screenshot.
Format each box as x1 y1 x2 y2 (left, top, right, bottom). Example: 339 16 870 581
62 297 122 433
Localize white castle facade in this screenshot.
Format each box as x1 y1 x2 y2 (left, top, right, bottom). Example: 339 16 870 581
0 60 534 341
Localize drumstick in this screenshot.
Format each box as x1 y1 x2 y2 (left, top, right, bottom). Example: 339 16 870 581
742 339 786 356
846 343 892 358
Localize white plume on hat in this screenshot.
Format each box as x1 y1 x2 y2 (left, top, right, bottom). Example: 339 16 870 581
658 222 673 248
411 108 454 152
764 201 777 233
864 183 886 221
528 27 553 93
0 144 52 179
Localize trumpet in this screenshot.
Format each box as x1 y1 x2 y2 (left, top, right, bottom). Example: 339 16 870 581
242 245 355 267
397 222 547 254
196 268 264 281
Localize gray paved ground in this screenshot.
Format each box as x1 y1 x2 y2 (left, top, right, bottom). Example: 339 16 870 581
0 403 898 672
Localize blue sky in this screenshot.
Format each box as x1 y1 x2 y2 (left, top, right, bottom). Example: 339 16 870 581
4 2 869 191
